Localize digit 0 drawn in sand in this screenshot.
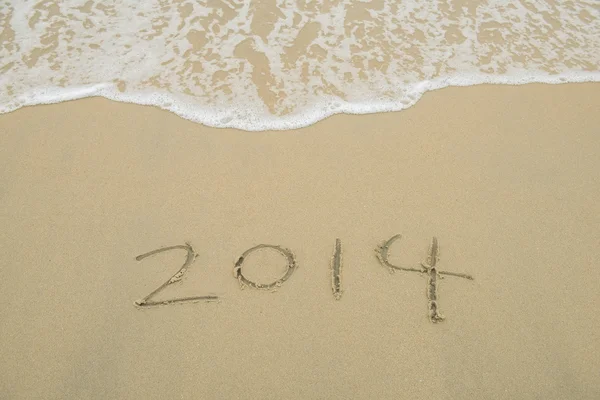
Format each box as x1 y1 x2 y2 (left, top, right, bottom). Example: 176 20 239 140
233 244 297 290
331 238 343 300
134 243 219 307
376 234 473 323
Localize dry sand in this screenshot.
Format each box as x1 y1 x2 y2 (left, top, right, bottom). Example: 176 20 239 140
1 83 599 399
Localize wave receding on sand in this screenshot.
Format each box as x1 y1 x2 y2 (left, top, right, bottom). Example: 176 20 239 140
1 0 599 130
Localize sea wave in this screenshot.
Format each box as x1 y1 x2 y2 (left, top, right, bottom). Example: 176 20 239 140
1 0 599 131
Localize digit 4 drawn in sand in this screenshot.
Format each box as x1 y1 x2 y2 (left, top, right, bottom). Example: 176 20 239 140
134 243 218 307
376 234 473 323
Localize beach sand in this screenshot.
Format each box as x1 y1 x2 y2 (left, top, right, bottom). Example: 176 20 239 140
1 83 599 399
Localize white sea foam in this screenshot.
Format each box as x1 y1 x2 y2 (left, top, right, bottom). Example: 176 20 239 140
1 0 599 131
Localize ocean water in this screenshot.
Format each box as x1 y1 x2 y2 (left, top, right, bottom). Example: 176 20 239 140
0 0 599 130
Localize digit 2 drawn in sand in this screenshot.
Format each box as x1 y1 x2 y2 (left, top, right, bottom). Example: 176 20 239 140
376 234 473 323
233 244 297 290
134 243 218 307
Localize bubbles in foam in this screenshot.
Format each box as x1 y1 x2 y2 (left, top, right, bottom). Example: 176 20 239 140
0 0 599 130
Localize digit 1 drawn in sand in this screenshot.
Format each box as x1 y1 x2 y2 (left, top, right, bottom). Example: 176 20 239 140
134 243 218 307
376 234 473 323
331 238 343 300
233 244 297 290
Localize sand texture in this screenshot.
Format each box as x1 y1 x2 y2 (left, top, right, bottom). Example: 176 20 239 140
1 83 599 399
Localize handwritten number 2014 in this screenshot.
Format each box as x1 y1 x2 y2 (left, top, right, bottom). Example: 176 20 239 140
134 235 474 322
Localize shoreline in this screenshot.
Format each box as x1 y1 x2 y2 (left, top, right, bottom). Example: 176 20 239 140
2 77 599 131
